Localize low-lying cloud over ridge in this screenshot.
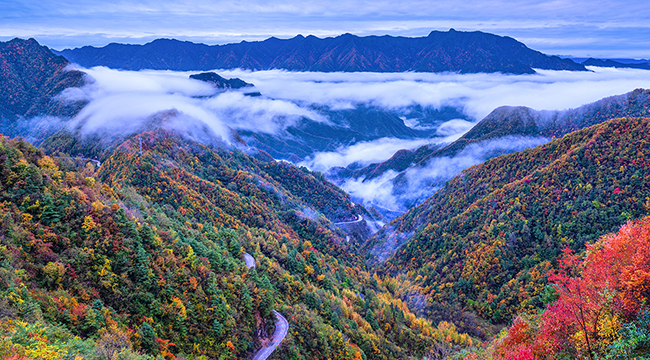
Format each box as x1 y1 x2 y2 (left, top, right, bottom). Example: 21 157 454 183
60 65 650 145
340 136 550 212
300 138 436 172
219 67 650 120
53 65 650 215
62 66 328 142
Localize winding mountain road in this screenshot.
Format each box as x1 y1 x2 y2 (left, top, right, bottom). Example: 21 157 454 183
244 252 288 360
251 310 289 360
244 252 256 269
334 214 363 225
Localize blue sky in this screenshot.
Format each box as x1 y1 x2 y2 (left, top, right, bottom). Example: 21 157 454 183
1 0 649 58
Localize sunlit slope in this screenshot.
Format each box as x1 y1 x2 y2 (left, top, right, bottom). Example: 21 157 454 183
0 132 474 359
368 117 650 336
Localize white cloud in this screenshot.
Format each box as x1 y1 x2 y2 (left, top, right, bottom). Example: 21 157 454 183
341 170 402 212
337 136 550 212
402 136 551 197
64 66 327 141
300 137 436 172
60 66 650 175
220 67 650 121
436 119 475 136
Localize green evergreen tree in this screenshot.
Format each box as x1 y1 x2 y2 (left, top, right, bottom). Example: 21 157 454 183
138 322 156 353
40 193 61 225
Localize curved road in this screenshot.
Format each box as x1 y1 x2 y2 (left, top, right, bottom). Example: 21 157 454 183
251 310 288 360
334 214 363 225
244 252 256 269
244 252 288 360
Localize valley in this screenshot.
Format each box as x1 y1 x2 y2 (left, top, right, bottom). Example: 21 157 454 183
1 33 650 360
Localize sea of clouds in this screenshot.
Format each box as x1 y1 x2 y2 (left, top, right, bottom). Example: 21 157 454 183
57 65 650 213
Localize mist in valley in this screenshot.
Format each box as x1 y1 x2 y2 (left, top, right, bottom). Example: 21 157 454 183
40 65 650 216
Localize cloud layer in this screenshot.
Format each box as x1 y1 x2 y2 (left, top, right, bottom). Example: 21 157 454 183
61 65 650 154
340 136 550 213
221 67 650 120
56 65 650 215
64 66 327 141
299 138 435 172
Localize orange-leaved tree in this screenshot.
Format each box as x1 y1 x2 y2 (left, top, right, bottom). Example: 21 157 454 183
494 216 650 359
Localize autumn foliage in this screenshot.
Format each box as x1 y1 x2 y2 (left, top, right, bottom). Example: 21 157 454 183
0 133 473 360
371 117 650 337
494 216 650 359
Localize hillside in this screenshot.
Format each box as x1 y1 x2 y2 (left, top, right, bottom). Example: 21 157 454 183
345 89 650 181
0 131 474 359
56 30 586 74
491 216 650 359
440 88 650 156
0 38 86 133
366 117 650 337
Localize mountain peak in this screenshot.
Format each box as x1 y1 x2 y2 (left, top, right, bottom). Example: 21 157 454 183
189 72 254 89
0 37 86 126
56 31 587 74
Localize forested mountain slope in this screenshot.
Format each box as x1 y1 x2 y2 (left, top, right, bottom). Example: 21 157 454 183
367 117 650 337
491 216 650 359
56 30 585 74
0 38 87 138
346 88 650 181
0 132 472 359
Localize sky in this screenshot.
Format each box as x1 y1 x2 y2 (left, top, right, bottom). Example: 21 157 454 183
1 0 649 59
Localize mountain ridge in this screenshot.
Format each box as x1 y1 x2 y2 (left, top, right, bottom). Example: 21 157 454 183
366 116 650 337
0 38 86 134
54 30 587 74
341 88 650 182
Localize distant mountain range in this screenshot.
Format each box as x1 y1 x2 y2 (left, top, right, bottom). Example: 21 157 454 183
55 29 586 74
580 57 650 70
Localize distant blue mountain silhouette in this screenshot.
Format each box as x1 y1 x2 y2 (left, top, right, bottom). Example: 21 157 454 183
56 29 586 74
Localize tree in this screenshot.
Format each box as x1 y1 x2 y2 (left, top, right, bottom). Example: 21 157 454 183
40 193 61 225
138 323 156 353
